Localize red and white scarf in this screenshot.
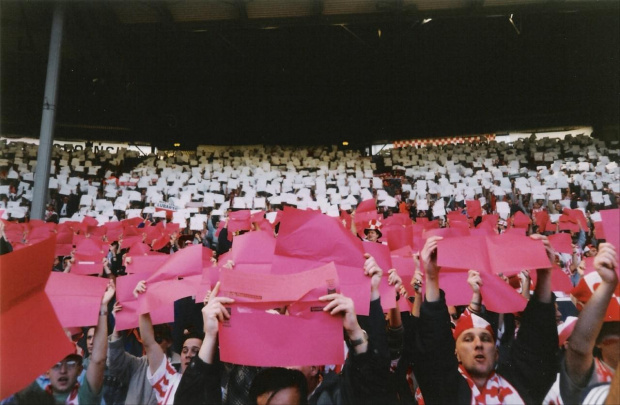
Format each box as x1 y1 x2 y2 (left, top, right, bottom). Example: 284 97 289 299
458 366 525 405
594 358 614 383
543 358 615 404
45 383 79 405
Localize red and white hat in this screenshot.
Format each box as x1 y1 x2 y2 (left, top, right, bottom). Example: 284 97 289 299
364 219 382 238
453 312 495 341
558 316 578 347
571 272 620 321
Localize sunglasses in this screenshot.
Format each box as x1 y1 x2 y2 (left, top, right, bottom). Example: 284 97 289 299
52 360 80 370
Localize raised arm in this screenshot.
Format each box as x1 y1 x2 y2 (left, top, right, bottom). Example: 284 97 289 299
565 243 618 386
421 236 443 302
499 234 560 403
135 280 165 375
466 269 483 314
87 280 115 394
530 234 555 303
174 282 234 405
198 282 234 364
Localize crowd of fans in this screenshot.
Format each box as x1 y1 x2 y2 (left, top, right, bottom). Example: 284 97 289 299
0 132 618 405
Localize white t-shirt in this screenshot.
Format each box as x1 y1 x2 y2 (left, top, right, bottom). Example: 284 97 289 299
147 356 182 405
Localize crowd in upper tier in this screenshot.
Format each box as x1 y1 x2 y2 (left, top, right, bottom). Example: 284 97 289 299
0 133 618 405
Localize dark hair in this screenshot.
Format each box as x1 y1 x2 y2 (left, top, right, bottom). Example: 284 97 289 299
182 330 205 344
153 324 173 343
596 321 620 344
249 367 308 405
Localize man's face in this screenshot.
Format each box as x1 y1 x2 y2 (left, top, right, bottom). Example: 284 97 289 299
366 230 379 242
180 338 202 374
256 387 301 405
47 357 83 394
597 334 620 370
455 328 497 380
86 327 95 354
289 365 319 392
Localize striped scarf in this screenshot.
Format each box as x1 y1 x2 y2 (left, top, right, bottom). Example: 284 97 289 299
45 383 79 405
458 366 525 405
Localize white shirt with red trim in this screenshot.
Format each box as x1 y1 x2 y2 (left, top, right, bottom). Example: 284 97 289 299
147 356 182 405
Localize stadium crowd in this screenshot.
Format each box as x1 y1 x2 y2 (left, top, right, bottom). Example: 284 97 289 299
0 132 618 405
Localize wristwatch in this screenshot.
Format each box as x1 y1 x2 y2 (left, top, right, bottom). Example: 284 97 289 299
346 329 368 349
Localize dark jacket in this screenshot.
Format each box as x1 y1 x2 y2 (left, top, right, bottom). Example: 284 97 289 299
174 356 222 405
309 298 394 405
409 290 558 405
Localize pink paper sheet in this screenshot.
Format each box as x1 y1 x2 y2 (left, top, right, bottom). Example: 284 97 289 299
115 273 175 330
548 233 573 254
466 200 482 219
271 255 371 315
114 246 208 328
219 306 344 367
385 225 414 251
600 209 620 254
362 242 396 310
126 254 169 274
218 263 344 366
439 272 471 306
45 273 109 327
551 266 574 293
438 233 551 276
71 251 106 275
275 207 365 268
230 231 276 265
272 208 375 313
478 272 527 313
1 235 75 399
228 210 252 235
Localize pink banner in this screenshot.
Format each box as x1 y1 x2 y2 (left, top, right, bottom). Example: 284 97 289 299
548 233 573 254
437 233 550 276
45 273 109 327
218 263 344 366
1 235 75 399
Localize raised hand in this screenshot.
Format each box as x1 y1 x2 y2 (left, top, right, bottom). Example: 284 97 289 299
202 282 235 337
388 268 403 291
467 270 482 294
102 280 116 305
594 243 618 285
529 234 555 268
133 280 147 298
421 236 443 280
363 253 383 300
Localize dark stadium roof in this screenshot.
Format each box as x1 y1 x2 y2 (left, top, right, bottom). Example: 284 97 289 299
1 0 618 148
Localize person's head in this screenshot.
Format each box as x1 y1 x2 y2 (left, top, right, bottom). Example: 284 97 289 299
289 365 322 394
596 321 620 369
584 244 598 257
180 332 204 374
364 220 382 242
153 324 174 355
109 241 119 253
46 354 83 394
448 305 460 328
249 367 308 405
85 327 95 355
555 302 563 325
453 313 497 385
